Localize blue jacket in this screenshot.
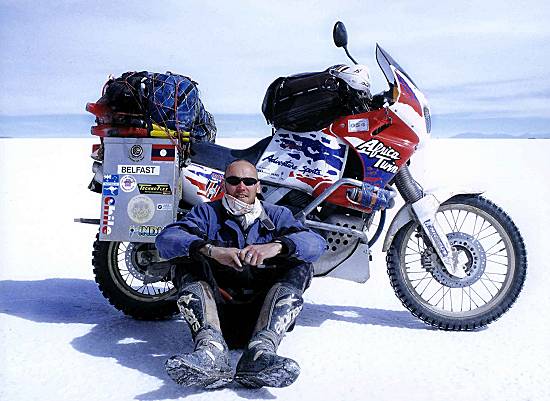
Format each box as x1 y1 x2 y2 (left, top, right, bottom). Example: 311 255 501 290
155 200 326 263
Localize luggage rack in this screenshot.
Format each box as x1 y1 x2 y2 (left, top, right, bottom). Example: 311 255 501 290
86 102 191 142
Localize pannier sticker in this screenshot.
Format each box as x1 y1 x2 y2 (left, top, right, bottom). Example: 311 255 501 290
117 165 160 175
127 195 155 224
102 174 120 196
138 183 172 195
102 196 116 235
348 118 369 133
151 144 176 162
120 175 137 192
129 144 144 162
129 225 164 237
156 203 173 211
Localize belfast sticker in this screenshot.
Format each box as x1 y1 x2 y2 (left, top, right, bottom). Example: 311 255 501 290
138 183 172 195
120 175 137 192
127 195 155 224
118 165 160 175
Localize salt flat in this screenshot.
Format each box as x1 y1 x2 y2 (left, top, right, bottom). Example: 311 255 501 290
0 137 548 401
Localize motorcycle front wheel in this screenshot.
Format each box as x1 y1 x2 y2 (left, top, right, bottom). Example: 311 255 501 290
387 195 527 330
92 235 178 320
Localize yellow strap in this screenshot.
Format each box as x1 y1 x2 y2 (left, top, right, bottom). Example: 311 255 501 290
150 123 191 139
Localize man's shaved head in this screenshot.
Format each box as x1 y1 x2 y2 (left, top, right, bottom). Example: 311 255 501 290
224 159 258 177
224 159 260 204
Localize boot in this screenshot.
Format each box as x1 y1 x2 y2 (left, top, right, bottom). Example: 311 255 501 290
235 284 304 388
165 281 233 389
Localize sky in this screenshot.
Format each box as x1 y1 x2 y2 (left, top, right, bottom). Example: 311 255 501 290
1 0 549 135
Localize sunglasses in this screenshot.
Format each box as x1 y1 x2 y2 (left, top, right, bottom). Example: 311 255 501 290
225 176 259 186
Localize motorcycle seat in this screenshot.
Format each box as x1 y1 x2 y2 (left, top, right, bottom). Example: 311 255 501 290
189 136 272 172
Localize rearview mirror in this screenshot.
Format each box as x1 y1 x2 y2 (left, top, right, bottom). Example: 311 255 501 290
333 21 348 48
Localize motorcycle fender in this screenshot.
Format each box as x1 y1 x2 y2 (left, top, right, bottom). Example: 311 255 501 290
381 187 484 252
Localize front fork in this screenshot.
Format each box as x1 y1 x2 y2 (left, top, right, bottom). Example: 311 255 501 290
394 166 457 273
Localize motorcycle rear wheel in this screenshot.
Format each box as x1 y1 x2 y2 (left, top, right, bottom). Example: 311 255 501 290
92 235 178 320
386 195 527 330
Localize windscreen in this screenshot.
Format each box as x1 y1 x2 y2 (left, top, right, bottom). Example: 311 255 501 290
376 45 419 89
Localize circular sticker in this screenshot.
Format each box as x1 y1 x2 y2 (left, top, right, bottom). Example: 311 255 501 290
129 145 144 162
127 195 155 223
120 175 137 192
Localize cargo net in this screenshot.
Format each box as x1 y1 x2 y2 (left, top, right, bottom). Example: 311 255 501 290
89 71 216 152
148 72 217 144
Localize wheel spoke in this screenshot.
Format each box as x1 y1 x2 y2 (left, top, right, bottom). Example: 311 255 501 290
435 287 451 308
478 275 497 296
465 286 481 309
426 284 444 304
481 273 505 288
457 211 470 232
475 222 492 239
442 211 455 232
418 277 435 296
412 272 431 289
407 244 421 254
450 210 459 232
486 259 510 267
480 278 500 293
468 285 488 305
485 238 504 253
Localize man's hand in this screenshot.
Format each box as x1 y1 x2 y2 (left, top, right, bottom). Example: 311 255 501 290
200 245 244 270
239 242 283 266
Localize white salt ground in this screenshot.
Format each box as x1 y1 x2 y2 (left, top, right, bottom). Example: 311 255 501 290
0 137 548 401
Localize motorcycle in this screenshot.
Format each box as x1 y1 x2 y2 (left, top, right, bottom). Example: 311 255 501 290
78 22 527 330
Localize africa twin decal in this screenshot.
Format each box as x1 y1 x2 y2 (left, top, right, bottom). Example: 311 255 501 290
355 139 401 174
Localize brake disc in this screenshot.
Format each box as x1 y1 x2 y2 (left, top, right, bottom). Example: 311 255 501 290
125 243 156 281
422 232 486 288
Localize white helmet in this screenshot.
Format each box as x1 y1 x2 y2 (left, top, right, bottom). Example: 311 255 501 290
330 64 372 98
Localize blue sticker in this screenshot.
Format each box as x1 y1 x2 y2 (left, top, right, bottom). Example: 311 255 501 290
104 174 120 184
103 185 119 196
103 174 120 196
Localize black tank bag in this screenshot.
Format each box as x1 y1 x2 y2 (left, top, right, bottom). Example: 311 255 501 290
262 71 349 132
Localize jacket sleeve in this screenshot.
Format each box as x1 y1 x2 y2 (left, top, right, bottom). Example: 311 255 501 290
155 204 210 260
273 206 327 263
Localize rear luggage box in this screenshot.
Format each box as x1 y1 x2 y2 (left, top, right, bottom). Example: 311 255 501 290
99 137 181 243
